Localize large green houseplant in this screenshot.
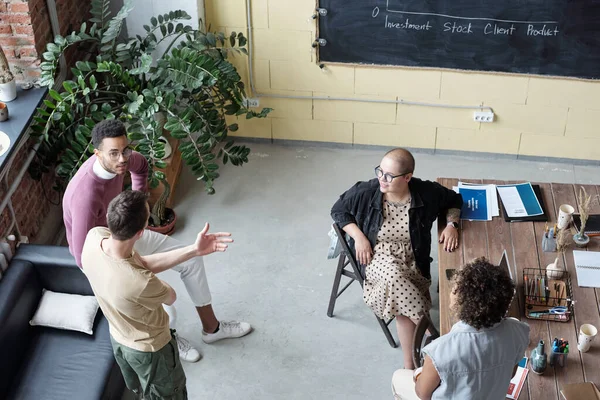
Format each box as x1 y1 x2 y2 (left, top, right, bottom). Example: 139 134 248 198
29 0 270 226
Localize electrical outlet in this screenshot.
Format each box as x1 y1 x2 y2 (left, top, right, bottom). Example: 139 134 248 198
243 98 260 108
473 111 495 123
17 236 29 247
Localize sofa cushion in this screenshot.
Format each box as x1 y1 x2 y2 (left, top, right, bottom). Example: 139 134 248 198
30 289 99 335
7 313 117 400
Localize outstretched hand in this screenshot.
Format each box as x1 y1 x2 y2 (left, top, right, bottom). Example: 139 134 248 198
194 223 233 256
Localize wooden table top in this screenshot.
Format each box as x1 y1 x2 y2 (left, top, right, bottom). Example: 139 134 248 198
436 178 600 400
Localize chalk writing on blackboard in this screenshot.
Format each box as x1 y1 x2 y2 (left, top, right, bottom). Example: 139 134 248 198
318 0 600 79
378 0 560 37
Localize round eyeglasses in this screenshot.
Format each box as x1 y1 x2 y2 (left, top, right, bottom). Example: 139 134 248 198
375 166 410 183
107 147 133 161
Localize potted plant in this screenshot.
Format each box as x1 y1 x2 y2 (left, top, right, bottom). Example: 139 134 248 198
574 186 593 247
0 45 16 102
147 172 175 234
28 0 271 230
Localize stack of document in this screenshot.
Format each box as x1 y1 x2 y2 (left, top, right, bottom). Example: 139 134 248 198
453 182 499 221
496 183 544 219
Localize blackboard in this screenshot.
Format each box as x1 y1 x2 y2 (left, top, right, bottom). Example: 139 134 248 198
318 0 600 80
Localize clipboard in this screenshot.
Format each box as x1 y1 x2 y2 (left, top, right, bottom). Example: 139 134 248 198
501 184 548 222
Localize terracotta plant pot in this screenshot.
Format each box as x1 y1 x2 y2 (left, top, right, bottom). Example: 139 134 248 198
147 208 176 235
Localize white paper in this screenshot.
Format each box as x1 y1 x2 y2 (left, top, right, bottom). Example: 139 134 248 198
496 186 527 218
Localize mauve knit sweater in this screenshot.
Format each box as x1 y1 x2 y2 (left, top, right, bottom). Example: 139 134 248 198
62 152 148 267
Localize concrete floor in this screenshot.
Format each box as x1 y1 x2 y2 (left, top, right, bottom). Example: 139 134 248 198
153 142 600 400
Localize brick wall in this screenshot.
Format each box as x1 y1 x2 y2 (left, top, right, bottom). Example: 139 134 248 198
0 146 58 241
0 0 89 83
0 0 90 243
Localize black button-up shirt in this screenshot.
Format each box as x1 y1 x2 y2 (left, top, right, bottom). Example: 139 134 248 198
331 177 463 279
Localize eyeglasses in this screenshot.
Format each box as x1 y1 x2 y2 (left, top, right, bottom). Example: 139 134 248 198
375 166 410 183
106 147 133 161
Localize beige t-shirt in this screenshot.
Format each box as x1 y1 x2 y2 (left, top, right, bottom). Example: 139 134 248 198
81 227 171 352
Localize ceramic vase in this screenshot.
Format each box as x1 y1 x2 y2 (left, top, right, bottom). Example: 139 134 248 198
531 340 547 375
158 136 172 160
573 232 590 248
546 257 565 280
0 80 16 102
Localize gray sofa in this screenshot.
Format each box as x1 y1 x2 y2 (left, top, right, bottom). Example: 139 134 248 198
0 244 125 399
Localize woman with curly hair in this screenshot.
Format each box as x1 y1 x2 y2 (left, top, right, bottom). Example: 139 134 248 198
392 257 530 400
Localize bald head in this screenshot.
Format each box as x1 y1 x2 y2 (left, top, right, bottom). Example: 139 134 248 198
383 148 415 174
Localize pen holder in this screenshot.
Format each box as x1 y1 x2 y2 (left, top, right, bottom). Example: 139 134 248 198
541 228 557 252
549 350 567 367
523 268 574 323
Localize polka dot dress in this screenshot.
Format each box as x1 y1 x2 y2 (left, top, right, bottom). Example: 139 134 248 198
363 198 432 321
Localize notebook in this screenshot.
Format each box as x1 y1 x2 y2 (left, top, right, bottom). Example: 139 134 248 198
500 184 548 222
561 382 600 400
573 250 600 288
507 357 529 400
573 214 600 237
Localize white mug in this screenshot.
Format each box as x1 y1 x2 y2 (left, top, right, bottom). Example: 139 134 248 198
578 323 598 352
557 204 575 230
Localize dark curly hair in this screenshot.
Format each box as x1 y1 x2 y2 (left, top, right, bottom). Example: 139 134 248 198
92 119 127 149
451 257 515 330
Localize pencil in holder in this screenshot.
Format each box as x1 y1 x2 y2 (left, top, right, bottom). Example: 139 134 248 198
541 227 557 252
523 268 574 323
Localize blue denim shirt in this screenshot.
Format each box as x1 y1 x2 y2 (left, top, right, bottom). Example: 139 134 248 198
422 318 530 400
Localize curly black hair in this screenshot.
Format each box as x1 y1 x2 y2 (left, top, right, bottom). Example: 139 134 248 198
451 257 515 330
92 119 127 149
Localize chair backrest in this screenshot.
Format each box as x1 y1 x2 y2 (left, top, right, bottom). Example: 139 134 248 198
412 311 441 368
332 223 365 280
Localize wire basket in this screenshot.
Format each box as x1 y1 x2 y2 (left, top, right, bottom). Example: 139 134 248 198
523 268 574 323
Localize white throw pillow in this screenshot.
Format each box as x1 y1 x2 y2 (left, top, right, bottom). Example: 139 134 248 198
29 289 99 335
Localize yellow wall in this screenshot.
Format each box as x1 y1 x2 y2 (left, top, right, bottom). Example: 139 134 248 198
206 0 600 160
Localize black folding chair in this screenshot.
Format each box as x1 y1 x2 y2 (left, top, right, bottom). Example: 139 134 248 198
412 311 440 368
327 223 398 348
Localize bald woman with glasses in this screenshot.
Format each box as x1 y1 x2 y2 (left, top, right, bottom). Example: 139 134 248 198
331 148 463 369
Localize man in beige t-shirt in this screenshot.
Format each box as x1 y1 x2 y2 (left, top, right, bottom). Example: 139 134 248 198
82 190 232 399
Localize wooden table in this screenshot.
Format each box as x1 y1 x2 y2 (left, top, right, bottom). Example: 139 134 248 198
437 178 600 400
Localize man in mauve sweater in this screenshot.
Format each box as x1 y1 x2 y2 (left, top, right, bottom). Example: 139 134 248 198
63 119 252 363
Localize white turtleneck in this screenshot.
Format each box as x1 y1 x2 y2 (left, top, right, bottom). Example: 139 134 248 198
93 159 117 180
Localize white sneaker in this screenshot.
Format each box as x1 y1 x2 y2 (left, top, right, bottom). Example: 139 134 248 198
202 321 253 344
174 333 201 362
